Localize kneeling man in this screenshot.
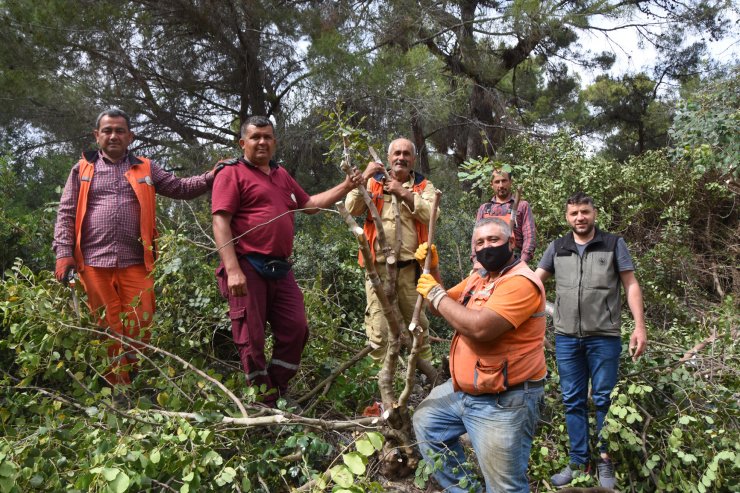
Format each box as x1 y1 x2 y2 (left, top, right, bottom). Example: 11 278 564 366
413 217 546 492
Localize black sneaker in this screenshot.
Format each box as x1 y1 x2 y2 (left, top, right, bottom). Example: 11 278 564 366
597 458 617 489
551 462 591 487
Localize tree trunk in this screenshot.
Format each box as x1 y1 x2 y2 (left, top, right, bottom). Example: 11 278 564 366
411 110 430 175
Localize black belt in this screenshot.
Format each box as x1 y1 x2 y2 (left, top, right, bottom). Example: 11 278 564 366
505 379 545 392
396 259 417 268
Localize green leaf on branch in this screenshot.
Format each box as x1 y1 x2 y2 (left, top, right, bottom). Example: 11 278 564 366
214 467 236 487
108 470 130 493
329 465 354 488
342 452 367 475
355 439 374 457
365 432 383 451
0 462 16 478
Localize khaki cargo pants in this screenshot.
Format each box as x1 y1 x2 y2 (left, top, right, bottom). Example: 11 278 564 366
364 262 433 364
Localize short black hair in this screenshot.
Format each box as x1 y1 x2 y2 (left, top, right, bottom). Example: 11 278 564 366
566 191 595 209
492 168 512 180
240 116 274 138
96 108 131 130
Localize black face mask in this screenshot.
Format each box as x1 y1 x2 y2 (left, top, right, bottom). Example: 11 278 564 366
476 242 512 273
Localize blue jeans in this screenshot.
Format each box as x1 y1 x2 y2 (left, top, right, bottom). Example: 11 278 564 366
555 334 621 465
413 379 544 493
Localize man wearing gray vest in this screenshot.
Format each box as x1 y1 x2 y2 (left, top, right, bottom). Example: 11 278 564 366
535 192 647 489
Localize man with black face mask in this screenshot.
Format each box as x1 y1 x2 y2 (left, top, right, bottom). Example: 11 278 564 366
412 217 547 493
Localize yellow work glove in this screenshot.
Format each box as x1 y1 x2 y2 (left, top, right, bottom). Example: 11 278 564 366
416 273 447 309
414 242 439 270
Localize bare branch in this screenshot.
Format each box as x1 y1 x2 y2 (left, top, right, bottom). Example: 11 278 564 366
342 137 396 265
143 410 382 431
297 345 374 405
61 323 250 418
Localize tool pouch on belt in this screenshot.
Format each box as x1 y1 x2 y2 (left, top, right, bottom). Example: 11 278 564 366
473 358 508 393
244 253 292 280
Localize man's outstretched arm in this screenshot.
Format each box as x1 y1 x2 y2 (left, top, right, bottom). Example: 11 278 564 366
417 272 514 343
303 168 363 214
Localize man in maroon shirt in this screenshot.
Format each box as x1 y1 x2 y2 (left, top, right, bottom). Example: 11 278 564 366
212 116 362 407
53 108 226 388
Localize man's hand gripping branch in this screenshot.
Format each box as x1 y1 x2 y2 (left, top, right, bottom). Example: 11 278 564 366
414 242 446 309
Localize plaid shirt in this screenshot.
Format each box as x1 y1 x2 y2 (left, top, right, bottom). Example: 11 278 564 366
53 151 212 268
473 197 537 263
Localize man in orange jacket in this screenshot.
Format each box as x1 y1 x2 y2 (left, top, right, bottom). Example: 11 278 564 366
414 217 547 492
53 108 229 388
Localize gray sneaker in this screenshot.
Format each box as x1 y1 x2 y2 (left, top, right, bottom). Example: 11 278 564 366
597 459 617 489
551 462 591 487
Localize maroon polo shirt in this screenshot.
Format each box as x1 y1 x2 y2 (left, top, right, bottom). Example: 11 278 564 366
212 160 310 258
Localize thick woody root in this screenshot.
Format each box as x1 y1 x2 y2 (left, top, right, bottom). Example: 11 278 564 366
378 414 418 479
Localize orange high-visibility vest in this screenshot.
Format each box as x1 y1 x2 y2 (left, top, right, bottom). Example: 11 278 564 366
449 261 547 395
73 152 158 272
359 173 429 266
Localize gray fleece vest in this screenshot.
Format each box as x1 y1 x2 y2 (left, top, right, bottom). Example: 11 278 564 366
552 229 622 338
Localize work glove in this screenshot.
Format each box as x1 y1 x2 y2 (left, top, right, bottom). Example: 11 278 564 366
55 257 76 283
213 157 240 175
417 273 447 310
414 242 439 270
